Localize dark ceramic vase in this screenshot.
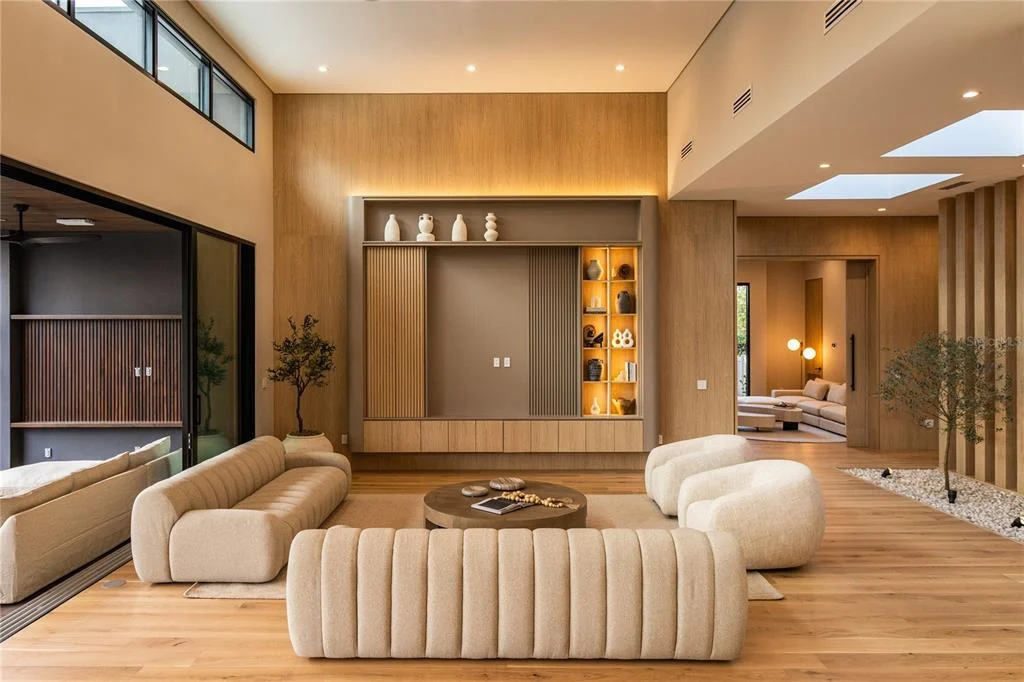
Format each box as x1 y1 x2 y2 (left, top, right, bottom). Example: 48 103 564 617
616 290 633 314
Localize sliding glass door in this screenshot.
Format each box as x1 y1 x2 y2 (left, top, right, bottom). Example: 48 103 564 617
737 283 750 397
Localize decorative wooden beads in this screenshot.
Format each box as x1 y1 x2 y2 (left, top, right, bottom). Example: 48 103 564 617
499 490 577 510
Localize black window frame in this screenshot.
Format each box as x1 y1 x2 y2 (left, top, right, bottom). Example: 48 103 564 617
43 0 255 151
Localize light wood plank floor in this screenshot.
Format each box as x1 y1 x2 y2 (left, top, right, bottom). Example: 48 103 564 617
2 442 1022 681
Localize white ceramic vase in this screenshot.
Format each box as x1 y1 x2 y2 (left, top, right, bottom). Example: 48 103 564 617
484 212 499 242
384 214 401 242
452 214 468 242
417 213 435 242
283 432 334 454
590 397 601 415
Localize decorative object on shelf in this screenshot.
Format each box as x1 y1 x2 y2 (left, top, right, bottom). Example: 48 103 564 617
484 212 499 242
614 368 627 382
267 314 336 451
590 397 601 415
488 476 526 492
384 214 401 242
585 358 604 381
499 490 579 510
611 329 625 348
592 332 604 348
461 485 489 497
615 290 635 314
611 397 637 415
451 214 468 242
583 324 597 347
616 263 634 280
623 360 637 382
621 329 635 349
584 295 606 314
585 259 604 281
416 213 435 242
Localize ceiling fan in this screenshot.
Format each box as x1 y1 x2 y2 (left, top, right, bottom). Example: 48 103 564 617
1 203 102 246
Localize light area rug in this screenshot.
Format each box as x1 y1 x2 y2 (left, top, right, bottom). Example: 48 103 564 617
740 423 846 444
184 494 783 601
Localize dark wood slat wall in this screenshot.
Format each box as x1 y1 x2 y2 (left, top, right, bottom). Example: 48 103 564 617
528 246 579 416
365 247 426 418
20 318 180 423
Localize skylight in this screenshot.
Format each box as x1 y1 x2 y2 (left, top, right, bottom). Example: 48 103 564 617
883 110 1024 158
787 173 962 200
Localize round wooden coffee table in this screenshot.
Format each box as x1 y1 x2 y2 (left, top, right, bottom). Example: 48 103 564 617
423 480 587 529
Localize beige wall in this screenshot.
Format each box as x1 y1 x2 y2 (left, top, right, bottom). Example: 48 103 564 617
764 261 807 392
737 216 939 452
804 260 847 384
0 0 275 433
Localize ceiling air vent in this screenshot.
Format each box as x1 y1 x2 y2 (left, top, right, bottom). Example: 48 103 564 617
732 86 752 116
940 180 972 191
679 140 693 160
824 0 862 34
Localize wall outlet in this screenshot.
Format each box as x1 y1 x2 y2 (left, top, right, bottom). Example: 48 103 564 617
658 434 664 445
145 367 153 377
922 419 935 429
503 357 511 368
340 434 349 445
44 447 52 459
493 357 500 368
133 367 141 378
696 379 708 390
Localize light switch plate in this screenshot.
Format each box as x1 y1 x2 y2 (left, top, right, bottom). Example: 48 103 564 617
145 367 153 377
493 357 500 368
697 379 708 390
340 434 349 445
44 447 52 459
503 357 511 368
134 367 141 378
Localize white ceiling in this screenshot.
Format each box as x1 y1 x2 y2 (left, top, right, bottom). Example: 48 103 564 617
192 0 730 93
672 1 1024 216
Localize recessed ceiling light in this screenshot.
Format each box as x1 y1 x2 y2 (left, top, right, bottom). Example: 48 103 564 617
157 65 169 72
317 65 328 73
883 110 1024 158
818 163 831 169
466 64 477 73
615 64 625 72
961 90 980 99
56 218 96 227
787 173 961 200
877 207 887 212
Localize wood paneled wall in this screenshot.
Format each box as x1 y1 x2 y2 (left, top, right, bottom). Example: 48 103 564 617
273 94 674 448
19 317 180 424
737 216 939 452
365 247 426 418
658 201 737 442
939 178 1022 492
528 247 578 417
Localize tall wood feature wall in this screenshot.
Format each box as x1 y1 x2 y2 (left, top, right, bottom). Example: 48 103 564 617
938 178 1022 492
529 247 578 417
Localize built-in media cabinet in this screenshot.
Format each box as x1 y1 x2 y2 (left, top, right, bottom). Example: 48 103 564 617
346 196 657 455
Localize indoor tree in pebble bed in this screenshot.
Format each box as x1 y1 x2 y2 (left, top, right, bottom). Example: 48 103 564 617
879 333 1016 502
267 314 336 436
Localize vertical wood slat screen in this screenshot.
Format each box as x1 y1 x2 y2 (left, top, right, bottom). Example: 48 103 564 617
21 318 181 423
365 247 426 418
528 247 579 416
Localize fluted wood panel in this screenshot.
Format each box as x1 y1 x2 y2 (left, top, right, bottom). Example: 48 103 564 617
993 181 1017 489
528 247 578 416
20 317 180 423
365 247 426 418
940 178 1022 492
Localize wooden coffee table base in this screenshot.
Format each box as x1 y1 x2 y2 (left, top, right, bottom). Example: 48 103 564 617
423 480 588 530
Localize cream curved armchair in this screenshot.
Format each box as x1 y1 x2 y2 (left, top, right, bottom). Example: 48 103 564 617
644 434 751 516
676 459 825 570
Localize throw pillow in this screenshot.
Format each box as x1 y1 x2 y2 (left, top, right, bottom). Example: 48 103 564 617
827 382 848 406
129 436 172 469
802 379 830 400
70 453 131 491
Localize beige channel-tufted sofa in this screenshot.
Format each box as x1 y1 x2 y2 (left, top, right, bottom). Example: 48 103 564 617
0 437 172 604
131 436 350 584
287 526 748 660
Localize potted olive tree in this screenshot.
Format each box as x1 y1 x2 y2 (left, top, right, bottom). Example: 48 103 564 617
879 333 1015 503
196 317 234 462
268 314 337 453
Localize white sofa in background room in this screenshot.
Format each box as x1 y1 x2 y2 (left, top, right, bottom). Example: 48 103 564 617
739 379 847 436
